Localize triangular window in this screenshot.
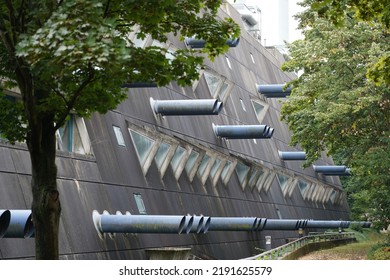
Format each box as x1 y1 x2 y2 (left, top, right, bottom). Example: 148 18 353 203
129 130 155 165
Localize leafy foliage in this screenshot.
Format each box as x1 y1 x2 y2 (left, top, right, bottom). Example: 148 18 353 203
281 8 389 228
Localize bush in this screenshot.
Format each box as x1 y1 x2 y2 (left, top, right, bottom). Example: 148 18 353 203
367 237 390 260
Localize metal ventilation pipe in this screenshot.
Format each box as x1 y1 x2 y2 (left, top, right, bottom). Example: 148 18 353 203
93 212 192 234
313 165 351 176
262 219 309 230
185 37 240 48
150 98 223 116
4 210 34 238
189 215 211 234
213 124 274 139
278 151 307 161
0 210 11 238
256 84 292 98
208 217 258 231
305 220 350 229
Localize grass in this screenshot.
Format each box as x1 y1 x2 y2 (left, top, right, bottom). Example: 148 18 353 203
298 229 389 260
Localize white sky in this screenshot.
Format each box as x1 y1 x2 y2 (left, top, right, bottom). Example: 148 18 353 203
244 0 304 46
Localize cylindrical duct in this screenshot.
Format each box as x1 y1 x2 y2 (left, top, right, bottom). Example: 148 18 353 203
263 219 307 230
185 38 240 48
313 165 347 173
0 210 11 238
305 220 350 229
97 214 189 234
208 217 258 231
256 84 292 98
150 98 223 116
4 210 34 238
278 151 307 160
213 124 274 139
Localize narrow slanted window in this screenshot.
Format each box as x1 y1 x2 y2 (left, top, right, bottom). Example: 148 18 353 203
185 150 200 174
225 56 232 69
240 98 246 111
221 160 234 185
134 193 147 214
235 163 250 190
155 142 171 169
263 172 275 192
250 53 255 64
298 180 309 199
129 130 155 165
276 173 290 193
171 146 186 172
197 154 210 177
255 169 266 192
248 169 260 190
113 126 126 146
210 158 222 179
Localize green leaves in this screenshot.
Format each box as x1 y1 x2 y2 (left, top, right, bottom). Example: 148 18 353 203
281 8 390 227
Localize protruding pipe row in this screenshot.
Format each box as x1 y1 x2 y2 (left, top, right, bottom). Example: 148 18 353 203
278 151 307 161
213 124 274 139
150 98 223 116
92 212 371 235
256 84 292 98
185 37 240 48
0 209 34 238
313 165 351 176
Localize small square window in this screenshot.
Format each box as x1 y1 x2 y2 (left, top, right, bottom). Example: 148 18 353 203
225 56 232 69
250 53 255 64
113 126 126 146
134 193 147 214
240 98 246 111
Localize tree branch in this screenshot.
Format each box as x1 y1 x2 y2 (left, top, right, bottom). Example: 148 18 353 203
54 71 95 130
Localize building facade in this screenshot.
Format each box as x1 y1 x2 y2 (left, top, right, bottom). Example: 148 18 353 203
0 3 349 260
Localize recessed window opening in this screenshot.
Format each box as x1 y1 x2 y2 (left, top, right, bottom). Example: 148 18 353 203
197 154 211 177
113 126 126 146
235 163 250 189
134 193 147 214
298 180 309 196
170 146 186 172
129 130 155 165
210 158 222 179
203 71 233 103
185 150 200 174
240 98 246 111
251 100 269 123
57 115 92 155
225 56 232 69
276 173 290 192
221 160 234 185
155 142 171 169
276 208 283 219
250 52 255 64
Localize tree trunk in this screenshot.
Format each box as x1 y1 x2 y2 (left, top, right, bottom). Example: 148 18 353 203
28 115 61 260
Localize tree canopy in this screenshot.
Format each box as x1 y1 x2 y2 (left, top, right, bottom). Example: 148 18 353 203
281 3 389 228
0 0 240 259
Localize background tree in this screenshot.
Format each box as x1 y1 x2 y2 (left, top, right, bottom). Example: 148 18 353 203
0 0 240 259
281 5 389 229
305 0 390 85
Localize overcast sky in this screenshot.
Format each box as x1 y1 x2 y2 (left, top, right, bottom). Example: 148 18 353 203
245 0 304 46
